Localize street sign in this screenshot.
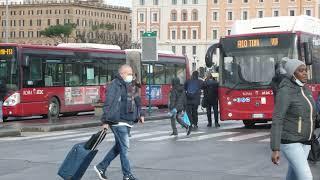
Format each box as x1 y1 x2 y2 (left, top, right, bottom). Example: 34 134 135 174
142 32 157 61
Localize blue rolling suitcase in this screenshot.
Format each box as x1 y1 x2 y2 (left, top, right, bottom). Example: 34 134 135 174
58 129 107 180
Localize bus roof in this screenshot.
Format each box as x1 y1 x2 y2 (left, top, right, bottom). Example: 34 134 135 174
57 43 121 50
231 15 320 36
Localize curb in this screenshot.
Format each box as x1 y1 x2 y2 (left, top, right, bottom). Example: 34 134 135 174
0 128 21 137
17 112 207 133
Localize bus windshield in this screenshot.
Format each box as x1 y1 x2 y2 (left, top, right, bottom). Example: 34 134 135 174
220 34 297 89
0 46 19 91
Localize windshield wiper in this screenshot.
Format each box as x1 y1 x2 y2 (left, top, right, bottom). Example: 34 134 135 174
226 82 243 95
226 81 265 95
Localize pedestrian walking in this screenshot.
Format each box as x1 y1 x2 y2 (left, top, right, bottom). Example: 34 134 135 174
0 78 7 122
184 71 204 133
271 59 316 180
168 77 190 136
94 64 144 180
203 73 220 128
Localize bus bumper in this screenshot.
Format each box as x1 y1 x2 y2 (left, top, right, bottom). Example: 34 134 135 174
3 102 48 117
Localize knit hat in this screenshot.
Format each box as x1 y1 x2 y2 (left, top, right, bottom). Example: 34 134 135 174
283 59 305 77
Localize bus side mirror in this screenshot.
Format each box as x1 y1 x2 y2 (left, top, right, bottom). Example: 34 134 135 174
205 43 219 68
303 42 313 65
22 56 30 67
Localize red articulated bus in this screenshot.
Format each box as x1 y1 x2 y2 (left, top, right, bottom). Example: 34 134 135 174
0 43 189 120
205 16 320 127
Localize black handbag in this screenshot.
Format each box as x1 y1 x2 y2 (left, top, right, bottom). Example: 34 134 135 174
308 134 320 162
84 129 107 150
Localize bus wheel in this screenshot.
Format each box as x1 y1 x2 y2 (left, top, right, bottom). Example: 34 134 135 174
2 117 8 122
48 97 60 119
243 120 255 128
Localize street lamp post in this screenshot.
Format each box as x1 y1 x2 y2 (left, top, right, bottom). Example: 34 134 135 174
5 0 9 43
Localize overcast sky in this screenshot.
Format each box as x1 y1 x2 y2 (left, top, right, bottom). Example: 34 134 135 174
105 0 132 7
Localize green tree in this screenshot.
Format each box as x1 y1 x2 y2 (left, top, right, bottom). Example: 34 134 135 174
40 23 76 43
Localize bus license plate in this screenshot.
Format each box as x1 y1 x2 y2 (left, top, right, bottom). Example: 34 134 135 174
252 114 264 118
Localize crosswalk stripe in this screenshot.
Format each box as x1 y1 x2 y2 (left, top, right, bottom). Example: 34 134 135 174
140 131 205 142
259 138 270 142
37 132 95 141
0 131 78 141
68 131 138 142
218 132 270 142
107 131 170 142
178 132 240 141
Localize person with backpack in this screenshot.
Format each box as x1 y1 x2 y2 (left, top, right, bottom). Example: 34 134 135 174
203 73 220 128
169 77 191 136
184 71 204 133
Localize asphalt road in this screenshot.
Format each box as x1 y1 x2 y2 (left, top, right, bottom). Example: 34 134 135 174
0 115 319 180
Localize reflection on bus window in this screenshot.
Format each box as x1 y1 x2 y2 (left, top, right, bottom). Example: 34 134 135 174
166 65 175 84
176 65 186 83
0 57 18 90
99 60 124 85
23 56 43 87
141 64 149 84
65 63 81 86
154 64 165 84
45 60 64 86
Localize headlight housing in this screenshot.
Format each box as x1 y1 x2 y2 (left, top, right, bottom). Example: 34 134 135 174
3 93 20 106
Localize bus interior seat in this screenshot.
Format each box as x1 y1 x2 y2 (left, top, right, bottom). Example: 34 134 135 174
45 76 53 86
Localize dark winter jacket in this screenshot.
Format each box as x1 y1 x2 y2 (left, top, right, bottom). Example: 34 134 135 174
169 78 186 112
184 74 204 106
271 77 317 151
203 79 219 105
0 80 7 101
101 74 137 125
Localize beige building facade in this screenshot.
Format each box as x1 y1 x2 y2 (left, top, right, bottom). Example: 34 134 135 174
132 0 319 70
0 0 131 48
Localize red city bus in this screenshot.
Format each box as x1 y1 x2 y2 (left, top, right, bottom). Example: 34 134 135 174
205 16 320 127
0 43 189 120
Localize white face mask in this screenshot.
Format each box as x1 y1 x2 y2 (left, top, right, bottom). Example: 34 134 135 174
293 75 305 87
124 75 133 83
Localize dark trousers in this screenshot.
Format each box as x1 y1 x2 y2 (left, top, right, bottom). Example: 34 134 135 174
170 111 188 134
206 103 219 125
186 104 199 126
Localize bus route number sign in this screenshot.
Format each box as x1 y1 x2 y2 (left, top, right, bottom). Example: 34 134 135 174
237 38 279 48
0 48 14 55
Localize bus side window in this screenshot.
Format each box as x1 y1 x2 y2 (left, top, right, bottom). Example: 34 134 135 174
154 64 165 84
45 61 64 87
82 62 99 86
64 63 81 86
165 65 175 84
176 65 186 83
23 56 44 87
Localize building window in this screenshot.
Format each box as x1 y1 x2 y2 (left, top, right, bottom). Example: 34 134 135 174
306 9 311 16
172 0 177 4
182 11 188 21
183 0 188 4
47 19 51 26
243 0 248 3
273 10 279 16
227 11 233 21
228 0 232 3
139 13 144 22
152 13 158 22
192 10 198 21
274 0 279 2
213 11 218 21
212 30 218 39
258 10 263 18
193 0 198 4
29 20 33 26
182 46 186 55
192 30 197 39
140 0 145 5
153 0 159 5
242 11 248 20
259 0 263 2
213 0 218 4
192 46 196 55
289 10 295 16
227 29 231 35
171 11 177 21
182 30 187 39
172 46 176 53
56 19 60 25
140 30 144 39
171 30 176 40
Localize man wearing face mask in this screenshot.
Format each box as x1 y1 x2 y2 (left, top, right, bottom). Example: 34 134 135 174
271 59 317 180
94 64 144 180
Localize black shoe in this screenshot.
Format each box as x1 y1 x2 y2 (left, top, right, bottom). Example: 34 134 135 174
170 132 178 136
94 165 107 180
123 174 138 180
207 123 212 127
186 126 192 136
215 122 220 128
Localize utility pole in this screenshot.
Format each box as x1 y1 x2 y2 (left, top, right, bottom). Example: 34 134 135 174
5 0 9 43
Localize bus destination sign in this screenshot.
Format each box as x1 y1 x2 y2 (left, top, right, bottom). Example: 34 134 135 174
237 37 279 48
0 48 14 55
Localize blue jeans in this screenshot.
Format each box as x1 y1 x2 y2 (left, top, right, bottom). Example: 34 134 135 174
280 143 313 180
97 125 131 176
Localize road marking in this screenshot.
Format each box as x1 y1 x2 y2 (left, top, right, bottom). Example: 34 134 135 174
178 132 240 141
139 131 205 141
0 131 78 141
218 132 270 142
107 131 171 141
38 132 96 141
259 138 270 142
68 131 138 142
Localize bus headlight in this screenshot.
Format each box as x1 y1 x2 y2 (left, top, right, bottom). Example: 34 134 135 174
227 101 232 105
3 93 20 106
